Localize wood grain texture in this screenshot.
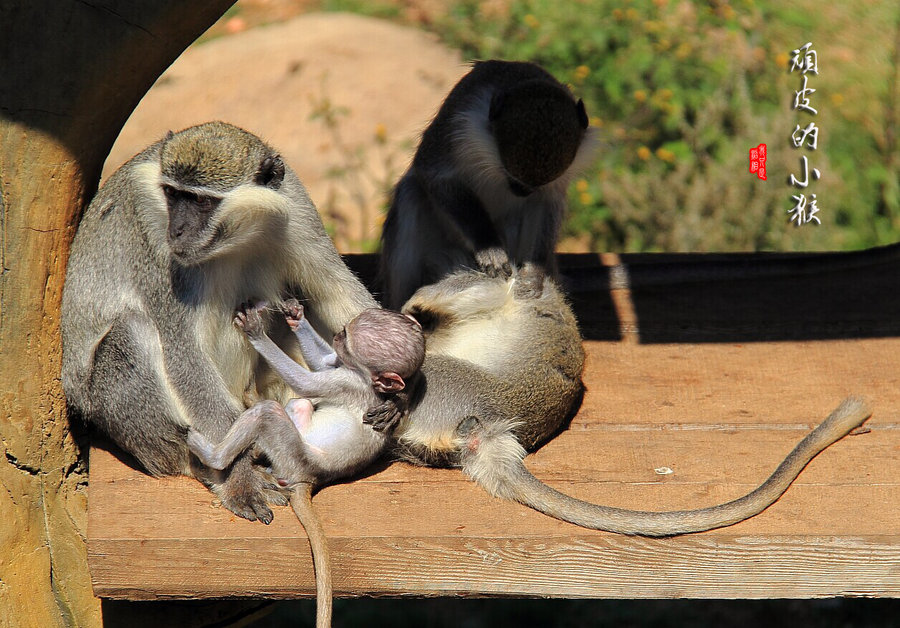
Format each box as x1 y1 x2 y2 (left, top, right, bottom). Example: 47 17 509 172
88 248 900 603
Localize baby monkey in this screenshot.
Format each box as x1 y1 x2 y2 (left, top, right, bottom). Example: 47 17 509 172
188 300 424 628
188 300 425 487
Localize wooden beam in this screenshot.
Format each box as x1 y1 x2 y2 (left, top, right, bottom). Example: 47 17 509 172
87 249 900 599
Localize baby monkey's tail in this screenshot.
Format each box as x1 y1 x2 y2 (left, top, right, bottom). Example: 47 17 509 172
290 482 333 628
456 396 871 536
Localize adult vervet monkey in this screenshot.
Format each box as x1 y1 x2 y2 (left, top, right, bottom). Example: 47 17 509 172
61 121 378 524
380 60 598 309
387 265 871 535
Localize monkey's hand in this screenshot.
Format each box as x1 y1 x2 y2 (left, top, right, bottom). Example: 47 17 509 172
280 298 304 332
234 302 267 340
364 394 409 434
513 263 546 300
475 247 513 279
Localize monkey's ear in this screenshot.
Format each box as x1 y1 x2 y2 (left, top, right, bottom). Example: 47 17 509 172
165 130 175 141
372 372 405 394
256 155 285 189
576 99 589 129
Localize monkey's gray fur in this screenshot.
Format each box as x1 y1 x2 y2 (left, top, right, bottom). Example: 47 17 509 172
61 121 378 524
380 60 598 309
392 265 871 535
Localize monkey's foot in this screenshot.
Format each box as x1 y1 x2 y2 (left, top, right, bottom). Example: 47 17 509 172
475 247 512 279
364 396 407 433
280 298 304 330
234 302 267 340
217 457 280 524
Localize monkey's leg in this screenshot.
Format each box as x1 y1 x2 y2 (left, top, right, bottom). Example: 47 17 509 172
91 314 282 523
86 314 192 476
510 195 563 276
380 176 431 309
190 400 308 487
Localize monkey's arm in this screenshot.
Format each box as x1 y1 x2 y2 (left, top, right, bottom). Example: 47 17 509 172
236 306 350 399
281 300 338 371
424 175 510 273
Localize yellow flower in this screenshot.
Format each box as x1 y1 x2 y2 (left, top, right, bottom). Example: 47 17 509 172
574 65 590 81
637 146 651 160
675 42 692 60
575 178 589 193
656 147 675 162
775 51 789 70
612 8 623 20
579 192 593 205
625 8 638 20
658 88 673 101
831 93 844 106
634 89 647 103
524 13 539 28
589 116 603 127
374 123 387 144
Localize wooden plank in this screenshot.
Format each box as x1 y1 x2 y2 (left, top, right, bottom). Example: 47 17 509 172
88 336 900 599
87 252 900 599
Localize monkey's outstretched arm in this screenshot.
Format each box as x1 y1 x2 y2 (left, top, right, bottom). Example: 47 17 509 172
281 299 338 371
236 306 348 399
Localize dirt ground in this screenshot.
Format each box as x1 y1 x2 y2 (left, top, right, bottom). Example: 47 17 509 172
104 10 466 252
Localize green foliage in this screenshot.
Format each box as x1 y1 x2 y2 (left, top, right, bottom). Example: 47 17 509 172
434 0 900 252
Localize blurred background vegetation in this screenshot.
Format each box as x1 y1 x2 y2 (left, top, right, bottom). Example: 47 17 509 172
430 0 900 253
237 0 900 253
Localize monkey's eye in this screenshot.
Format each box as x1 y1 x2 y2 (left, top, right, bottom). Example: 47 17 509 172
195 195 216 212
162 184 179 199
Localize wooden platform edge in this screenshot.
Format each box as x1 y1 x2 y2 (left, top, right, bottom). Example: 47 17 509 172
89 531 900 600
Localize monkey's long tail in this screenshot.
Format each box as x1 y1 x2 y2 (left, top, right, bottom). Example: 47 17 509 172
290 483 333 628
459 396 871 536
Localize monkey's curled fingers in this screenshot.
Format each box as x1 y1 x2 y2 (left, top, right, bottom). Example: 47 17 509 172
364 396 408 433
513 264 546 300
280 298 305 332
216 456 277 524
475 247 513 280
234 302 266 340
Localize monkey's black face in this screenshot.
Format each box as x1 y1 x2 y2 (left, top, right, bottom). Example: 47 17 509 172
490 81 589 190
163 184 224 264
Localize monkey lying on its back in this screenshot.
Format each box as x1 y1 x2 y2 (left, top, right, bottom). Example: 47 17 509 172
188 300 424 488
389 264 871 536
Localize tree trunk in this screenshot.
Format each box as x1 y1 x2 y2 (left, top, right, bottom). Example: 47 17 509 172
0 3 235 626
